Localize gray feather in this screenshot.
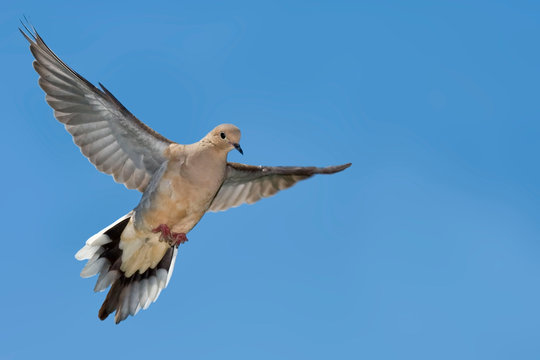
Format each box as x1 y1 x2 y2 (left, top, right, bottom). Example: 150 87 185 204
209 162 352 212
22 26 173 192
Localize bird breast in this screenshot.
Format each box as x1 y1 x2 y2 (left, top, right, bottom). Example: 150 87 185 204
140 153 227 234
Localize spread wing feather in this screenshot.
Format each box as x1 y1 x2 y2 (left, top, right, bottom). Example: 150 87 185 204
209 162 351 212
21 25 172 192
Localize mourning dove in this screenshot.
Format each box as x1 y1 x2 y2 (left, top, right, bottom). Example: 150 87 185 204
21 24 351 323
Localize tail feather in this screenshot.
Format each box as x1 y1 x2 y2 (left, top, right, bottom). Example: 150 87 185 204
75 213 130 260
76 212 179 324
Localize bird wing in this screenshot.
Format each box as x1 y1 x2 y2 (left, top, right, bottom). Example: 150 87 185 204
21 25 173 192
208 162 351 212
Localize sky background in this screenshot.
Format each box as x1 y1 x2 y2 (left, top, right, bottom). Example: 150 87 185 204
1 1 539 359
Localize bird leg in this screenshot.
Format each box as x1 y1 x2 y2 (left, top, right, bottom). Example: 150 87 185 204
152 224 188 247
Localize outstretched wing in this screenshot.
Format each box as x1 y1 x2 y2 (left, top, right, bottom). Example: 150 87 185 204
21 25 173 192
208 162 351 212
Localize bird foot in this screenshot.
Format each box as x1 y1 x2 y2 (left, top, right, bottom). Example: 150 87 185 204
152 224 188 247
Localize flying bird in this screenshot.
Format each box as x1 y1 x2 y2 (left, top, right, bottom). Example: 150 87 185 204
21 24 351 323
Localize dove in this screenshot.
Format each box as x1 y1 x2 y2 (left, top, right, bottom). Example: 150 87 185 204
21 24 351 324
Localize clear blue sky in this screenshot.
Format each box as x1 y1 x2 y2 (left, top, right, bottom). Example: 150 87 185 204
1 1 539 359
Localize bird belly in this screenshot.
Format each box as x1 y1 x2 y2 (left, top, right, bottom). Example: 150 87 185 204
118 178 212 277
141 173 218 234
118 157 224 276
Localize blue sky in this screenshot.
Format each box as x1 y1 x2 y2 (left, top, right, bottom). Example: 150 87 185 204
1 1 540 359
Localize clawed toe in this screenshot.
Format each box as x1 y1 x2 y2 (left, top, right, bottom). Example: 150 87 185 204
152 224 171 237
171 232 188 246
152 224 188 247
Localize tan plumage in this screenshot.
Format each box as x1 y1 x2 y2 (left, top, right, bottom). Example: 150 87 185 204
22 24 351 323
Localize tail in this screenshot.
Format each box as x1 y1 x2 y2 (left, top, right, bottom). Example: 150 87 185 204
75 212 178 324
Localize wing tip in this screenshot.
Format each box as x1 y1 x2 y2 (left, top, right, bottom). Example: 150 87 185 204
19 16 38 43
323 162 351 174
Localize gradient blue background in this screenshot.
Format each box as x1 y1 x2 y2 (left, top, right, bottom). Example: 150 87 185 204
1 1 539 359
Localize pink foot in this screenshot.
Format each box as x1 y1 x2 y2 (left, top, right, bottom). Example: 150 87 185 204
171 232 188 246
152 224 188 247
152 224 171 237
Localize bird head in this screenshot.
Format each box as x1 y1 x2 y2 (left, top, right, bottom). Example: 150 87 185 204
207 124 243 155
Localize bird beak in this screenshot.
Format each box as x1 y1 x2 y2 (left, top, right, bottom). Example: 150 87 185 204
233 143 243 155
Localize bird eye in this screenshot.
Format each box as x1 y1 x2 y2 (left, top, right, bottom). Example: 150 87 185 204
220 132 226 139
